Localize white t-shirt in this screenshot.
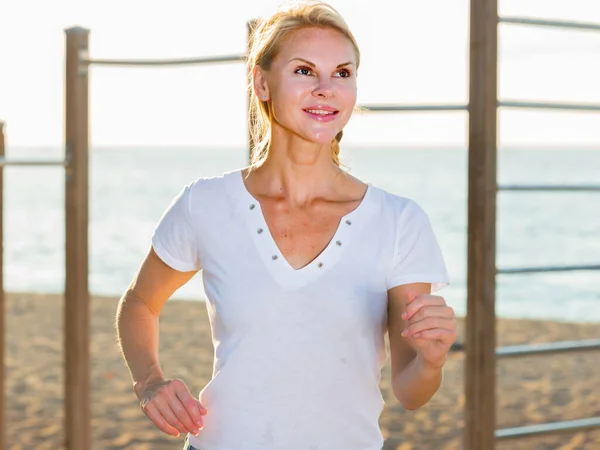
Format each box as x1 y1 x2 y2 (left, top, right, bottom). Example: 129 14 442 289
151 168 449 450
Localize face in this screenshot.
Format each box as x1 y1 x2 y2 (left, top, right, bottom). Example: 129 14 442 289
255 26 358 146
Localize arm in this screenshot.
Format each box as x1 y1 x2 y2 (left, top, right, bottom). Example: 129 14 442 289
387 282 456 410
116 246 195 394
116 246 206 436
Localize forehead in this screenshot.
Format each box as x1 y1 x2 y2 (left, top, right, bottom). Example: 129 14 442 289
277 27 356 64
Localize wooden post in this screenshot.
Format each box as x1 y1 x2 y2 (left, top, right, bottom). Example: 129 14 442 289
0 121 5 450
64 27 90 450
465 0 499 449
246 19 261 162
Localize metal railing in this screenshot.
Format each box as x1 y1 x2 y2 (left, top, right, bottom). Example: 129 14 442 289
498 264 600 274
496 339 600 359
0 157 69 167
79 53 245 67
360 103 468 112
498 184 600 191
497 417 600 440
489 12 600 443
500 16 600 32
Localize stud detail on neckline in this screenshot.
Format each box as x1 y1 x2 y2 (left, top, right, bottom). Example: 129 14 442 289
249 204 256 210
345 219 352 226
336 240 342 246
271 254 278 260
317 262 324 269
257 228 263 234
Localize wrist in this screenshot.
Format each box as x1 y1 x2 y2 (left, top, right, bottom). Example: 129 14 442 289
415 353 445 375
133 365 165 399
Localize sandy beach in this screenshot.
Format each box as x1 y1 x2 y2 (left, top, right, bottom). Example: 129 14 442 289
3 292 600 449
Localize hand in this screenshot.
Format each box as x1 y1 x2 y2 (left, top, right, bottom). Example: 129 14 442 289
135 377 208 437
401 290 457 368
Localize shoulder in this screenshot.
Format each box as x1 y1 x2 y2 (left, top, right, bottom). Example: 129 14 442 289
185 169 236 195
181 168 242 213
370 184 428 223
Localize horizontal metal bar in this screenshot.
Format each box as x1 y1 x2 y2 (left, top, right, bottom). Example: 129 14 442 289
499 16 600 32
499 100 600 112
496 417 600 440
498 264 600 274
359 100 600 112
498 184 600 192
0 157 68 167
82 54 245 67
496 339 600 359
359 104 468 112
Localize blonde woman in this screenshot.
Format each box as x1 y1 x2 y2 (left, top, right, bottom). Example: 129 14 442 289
116 2 457 449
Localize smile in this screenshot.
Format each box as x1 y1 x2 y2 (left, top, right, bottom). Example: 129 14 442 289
303 109 339 122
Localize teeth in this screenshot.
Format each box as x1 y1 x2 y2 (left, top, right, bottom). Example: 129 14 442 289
306 109 335 115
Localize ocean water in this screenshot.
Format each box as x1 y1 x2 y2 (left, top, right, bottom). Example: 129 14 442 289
3 146 600 322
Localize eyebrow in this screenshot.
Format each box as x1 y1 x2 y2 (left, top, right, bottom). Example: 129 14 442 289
289 57 354 69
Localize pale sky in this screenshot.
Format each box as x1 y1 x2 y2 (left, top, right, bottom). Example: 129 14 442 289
1 0 599 149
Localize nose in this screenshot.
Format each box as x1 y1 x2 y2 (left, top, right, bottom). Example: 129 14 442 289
312 78 334 99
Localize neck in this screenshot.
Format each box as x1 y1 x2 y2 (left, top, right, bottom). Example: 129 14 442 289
248 130 346 206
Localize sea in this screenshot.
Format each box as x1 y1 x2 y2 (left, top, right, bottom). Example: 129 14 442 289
3 146 599 323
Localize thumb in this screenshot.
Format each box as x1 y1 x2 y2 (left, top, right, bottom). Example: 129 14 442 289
197 400 208 415
405 289 419 304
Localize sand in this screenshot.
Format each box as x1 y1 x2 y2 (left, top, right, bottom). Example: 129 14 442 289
3 292 600 450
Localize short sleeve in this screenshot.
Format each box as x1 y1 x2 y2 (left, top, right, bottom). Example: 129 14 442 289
151 182 202 272
386 200 449 292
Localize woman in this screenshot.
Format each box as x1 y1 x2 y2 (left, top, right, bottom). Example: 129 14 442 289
116 2 457 449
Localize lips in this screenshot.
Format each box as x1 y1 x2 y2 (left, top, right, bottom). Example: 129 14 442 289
303 105 339 113
303 109 339 122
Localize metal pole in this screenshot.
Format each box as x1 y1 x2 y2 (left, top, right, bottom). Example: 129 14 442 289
466 0 498 448
0 158 68 167
64 26 90 450
81 54 245 67
499 16 600 32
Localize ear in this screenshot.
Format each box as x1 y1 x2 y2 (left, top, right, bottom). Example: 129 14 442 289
253 65 269 100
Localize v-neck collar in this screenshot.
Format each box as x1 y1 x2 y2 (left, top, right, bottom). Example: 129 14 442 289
231 168 377 290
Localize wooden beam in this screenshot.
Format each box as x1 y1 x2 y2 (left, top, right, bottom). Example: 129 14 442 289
0 121 5 450
466 0 499 448
64 27 90 450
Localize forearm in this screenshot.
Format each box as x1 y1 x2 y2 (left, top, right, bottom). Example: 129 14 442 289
392 354 443 410
116 290 165 398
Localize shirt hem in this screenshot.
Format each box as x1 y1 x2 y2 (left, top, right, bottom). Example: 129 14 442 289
387 274 450 292
151 237 200 272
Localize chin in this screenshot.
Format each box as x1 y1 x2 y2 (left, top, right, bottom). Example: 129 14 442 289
305 130 341 145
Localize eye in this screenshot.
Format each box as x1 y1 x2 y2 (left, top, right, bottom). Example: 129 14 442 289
336 68 352 78
295 66 313 76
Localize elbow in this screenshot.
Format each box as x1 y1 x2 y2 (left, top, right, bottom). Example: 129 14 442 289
400 399 422 411
117 289 159 318
392 373 439 410
394 390 426 410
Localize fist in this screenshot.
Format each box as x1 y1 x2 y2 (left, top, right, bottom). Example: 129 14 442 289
401 290 457 368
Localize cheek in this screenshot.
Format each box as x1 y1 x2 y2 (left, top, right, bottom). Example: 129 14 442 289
340 81 357 104
337 83 357 120
271 79 310 117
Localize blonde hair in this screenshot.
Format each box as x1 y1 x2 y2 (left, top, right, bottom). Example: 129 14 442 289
247 1 361 169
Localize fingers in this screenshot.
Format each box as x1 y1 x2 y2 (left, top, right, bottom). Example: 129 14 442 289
144 402 182 437
403 292 447 321
402 304 454 324
151 396 191 435
402 317 457 341
141 379 207 437
411 328 457 344
173 380 206 431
